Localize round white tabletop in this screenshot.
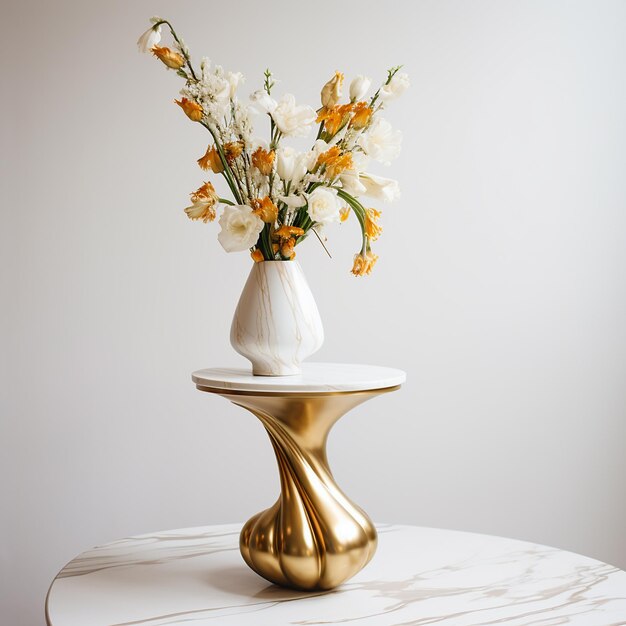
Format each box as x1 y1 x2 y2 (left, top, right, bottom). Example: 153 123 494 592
46 523 626 626
192 363 407 393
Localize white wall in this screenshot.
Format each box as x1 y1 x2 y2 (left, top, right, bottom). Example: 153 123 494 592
2 1 626 623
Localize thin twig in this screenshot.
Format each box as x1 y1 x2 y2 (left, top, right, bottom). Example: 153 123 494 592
312 227 332 258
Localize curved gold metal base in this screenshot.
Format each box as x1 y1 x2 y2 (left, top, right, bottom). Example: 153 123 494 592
213 388 395 591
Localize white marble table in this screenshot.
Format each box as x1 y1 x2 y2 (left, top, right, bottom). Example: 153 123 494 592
46 523 626 625
192 362 407 393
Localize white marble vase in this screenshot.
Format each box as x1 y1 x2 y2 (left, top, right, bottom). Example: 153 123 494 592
230 261 324 376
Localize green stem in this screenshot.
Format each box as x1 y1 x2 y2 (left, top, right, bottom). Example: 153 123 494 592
157 19 242 205
157 20 198 81
336 188 368 253
369 65 402 110
200 122 242 204
231 101 253 200
259 224 274 260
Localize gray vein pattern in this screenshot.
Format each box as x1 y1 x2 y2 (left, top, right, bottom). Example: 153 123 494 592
46 524 626 626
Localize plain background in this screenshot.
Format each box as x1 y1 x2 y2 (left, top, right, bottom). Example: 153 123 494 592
2 0 626 623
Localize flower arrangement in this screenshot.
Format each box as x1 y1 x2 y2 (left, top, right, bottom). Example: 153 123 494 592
138 17 408 276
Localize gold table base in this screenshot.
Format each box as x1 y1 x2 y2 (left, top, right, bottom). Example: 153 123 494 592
198 385 400 591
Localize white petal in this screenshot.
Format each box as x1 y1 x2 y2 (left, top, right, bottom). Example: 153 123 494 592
278 194 307 208
137 25 161 53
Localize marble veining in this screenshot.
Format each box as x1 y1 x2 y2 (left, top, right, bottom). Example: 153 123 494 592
192 363 407 393
46 524 626 626
230 261 324 376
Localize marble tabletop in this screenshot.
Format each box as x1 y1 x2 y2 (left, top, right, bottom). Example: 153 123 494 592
192 363 407 393
46 523 626 626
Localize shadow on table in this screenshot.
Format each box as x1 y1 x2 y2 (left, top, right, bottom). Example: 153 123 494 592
207 565 335 601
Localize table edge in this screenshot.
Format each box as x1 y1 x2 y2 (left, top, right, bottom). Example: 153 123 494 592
191 364 407 394
45 522 626 626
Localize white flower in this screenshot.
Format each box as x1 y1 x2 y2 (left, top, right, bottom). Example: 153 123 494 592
339 169 367 196
321 72 343 108
212 77 231 103
181 60 232 120
137 24 161 53
360 173 401 202
227 72 244 99
276 146 296 181
349 75 371 101
271 94 316 137
217 205 264 253
249 90 277 114
278 194 307 208
306 187 341 224
357 117 402 165
349 150 370 172
380 72 410 101
276 146 309 185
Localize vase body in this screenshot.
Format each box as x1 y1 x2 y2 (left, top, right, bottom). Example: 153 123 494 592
230 261 324 376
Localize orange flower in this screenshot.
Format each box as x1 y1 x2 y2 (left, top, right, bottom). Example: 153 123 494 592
316 146 353 180
320 71 344 108
251 249 264 263
251 147 275 175
364 208 382 240
185 203 216 223
316 103 353 136
351 250 378 276
274 225 305 239
251 197 278 223
280 237 296 259
152 46 185 69
273 224 304 259
223 141 243 164
340 206 351 222
198 146 224 174
197 145 224 173
350 101 373 129
190 181 217 203
175 97 203 122
184 181 218 223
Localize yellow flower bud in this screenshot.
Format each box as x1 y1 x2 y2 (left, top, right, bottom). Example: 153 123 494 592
251 249 264 263
174 98 203 122
152 45 185 70
280 237 296 259
321 71 344 109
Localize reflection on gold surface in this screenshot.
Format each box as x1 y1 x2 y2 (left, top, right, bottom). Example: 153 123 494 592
205 388 397 591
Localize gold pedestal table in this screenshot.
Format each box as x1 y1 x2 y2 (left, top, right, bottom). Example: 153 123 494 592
192 363 406 591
